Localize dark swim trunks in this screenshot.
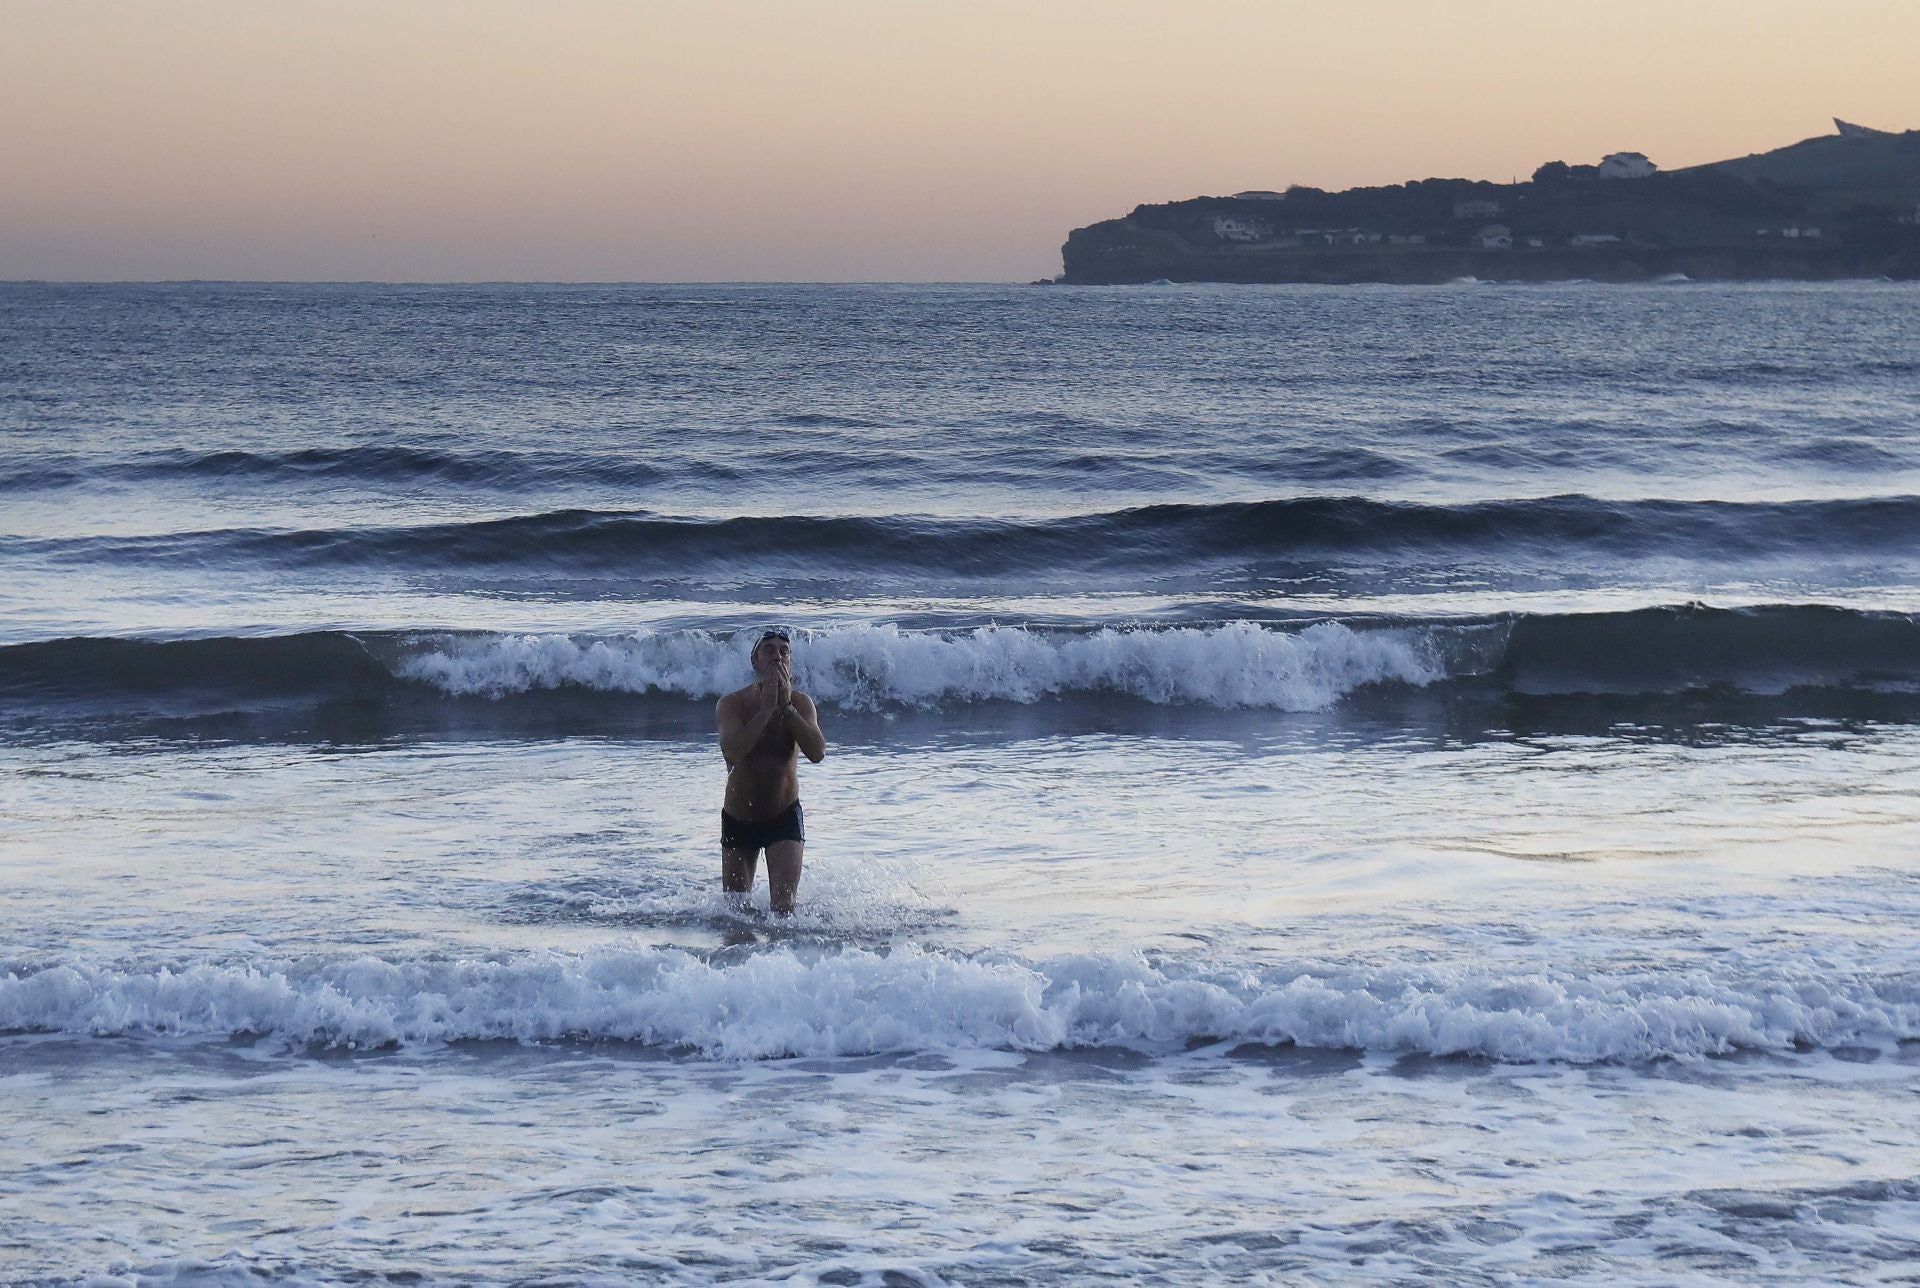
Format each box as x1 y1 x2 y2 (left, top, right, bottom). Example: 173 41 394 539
721 801 805 853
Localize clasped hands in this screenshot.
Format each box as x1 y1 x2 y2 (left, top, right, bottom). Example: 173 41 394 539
759 667 793 716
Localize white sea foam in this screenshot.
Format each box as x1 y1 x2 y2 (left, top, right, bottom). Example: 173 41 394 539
5 947 1914 1062
394 621 1489 710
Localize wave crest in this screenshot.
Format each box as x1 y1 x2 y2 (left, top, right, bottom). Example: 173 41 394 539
20 495 1920 574
5 947 1915 1063
397 621 1479 710
6 606 1919 716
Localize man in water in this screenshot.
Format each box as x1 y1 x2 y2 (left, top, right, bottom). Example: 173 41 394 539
716 628 828 914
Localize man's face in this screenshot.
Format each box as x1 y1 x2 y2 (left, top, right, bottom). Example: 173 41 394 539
753 637 792 680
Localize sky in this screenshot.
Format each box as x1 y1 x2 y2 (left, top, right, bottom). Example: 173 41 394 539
3 0 1916 282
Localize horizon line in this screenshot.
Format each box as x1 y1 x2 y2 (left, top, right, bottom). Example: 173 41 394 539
0 278 1048 288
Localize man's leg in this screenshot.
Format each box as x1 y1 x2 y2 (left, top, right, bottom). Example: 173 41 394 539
722 846 758 901
764 840 804 915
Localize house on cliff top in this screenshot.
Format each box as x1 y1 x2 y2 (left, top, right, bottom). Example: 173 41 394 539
1599 152 1657 179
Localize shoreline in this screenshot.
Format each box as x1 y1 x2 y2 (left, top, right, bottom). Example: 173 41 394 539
1057 239 1920 286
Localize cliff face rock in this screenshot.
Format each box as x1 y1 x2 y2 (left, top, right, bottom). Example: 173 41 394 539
1059 128 1920 284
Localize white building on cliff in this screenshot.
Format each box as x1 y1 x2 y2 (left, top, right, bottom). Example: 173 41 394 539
1212 217 1272 243
1598 151 1657 180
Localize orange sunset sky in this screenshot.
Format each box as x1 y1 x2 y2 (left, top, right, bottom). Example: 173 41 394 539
3 0 1916 282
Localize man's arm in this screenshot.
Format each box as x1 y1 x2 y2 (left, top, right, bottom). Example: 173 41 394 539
783 692 828 764
718 690 781 767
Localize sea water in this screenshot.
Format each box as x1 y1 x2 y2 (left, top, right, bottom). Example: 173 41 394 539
2 281 1918 1285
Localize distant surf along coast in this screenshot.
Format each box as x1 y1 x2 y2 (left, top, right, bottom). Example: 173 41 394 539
1058 118 1920 283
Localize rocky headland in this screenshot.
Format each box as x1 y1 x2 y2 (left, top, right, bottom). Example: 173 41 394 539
1058 121 1920 284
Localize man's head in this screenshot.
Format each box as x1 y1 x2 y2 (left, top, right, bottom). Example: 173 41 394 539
750 628 792 679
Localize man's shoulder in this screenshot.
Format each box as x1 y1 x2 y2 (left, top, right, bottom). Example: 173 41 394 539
718 685 755 710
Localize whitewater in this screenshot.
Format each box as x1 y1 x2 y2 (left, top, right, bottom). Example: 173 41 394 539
4 280 1920 1285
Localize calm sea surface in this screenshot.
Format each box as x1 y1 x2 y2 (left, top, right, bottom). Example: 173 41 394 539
3 281 1919 1285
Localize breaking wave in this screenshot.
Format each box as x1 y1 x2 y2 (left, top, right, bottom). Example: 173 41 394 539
4 605 1918 715
397 620 1472 709
4 946 1915 1063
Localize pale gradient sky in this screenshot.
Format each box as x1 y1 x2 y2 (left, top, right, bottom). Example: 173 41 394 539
3 0 1916 281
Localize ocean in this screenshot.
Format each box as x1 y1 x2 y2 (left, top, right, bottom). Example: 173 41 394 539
2 280 1918 1286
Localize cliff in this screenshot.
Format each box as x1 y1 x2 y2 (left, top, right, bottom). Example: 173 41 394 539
1059 125 1920 284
